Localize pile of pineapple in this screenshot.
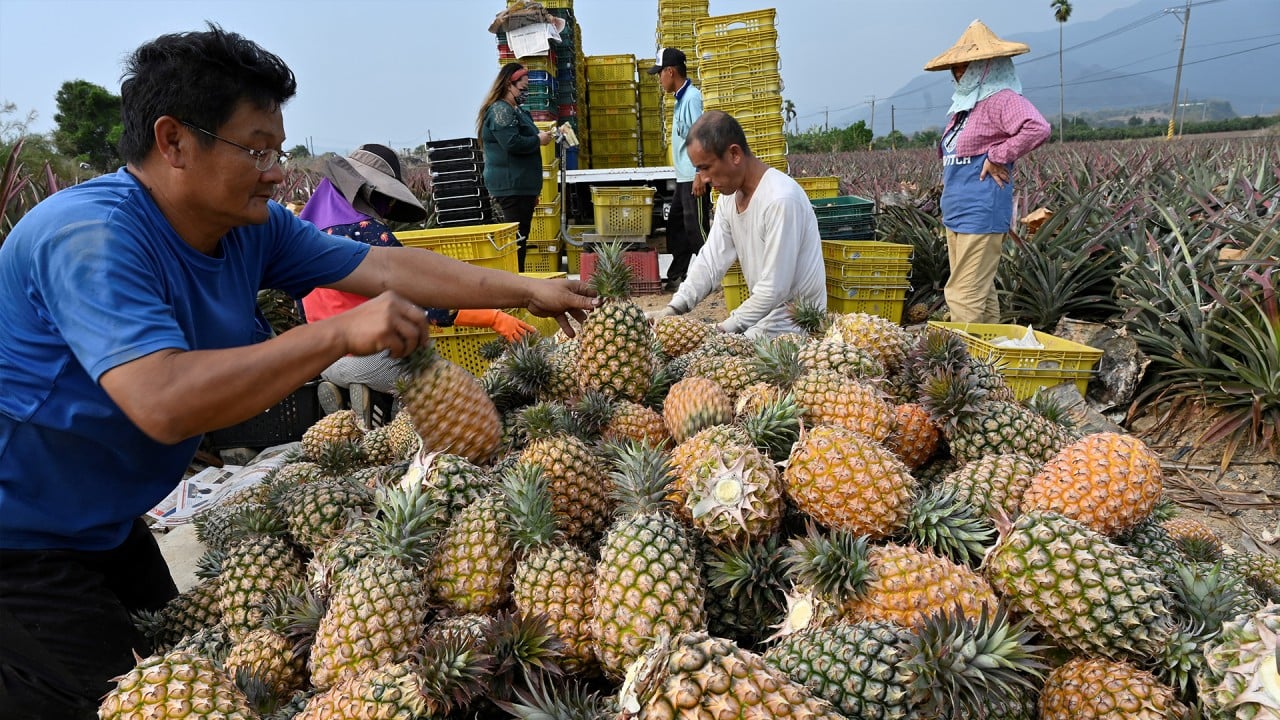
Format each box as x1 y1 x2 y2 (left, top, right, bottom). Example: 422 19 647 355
107 243 1280 720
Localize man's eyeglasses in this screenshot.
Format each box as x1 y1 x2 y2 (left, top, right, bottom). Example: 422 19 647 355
181 121 290 172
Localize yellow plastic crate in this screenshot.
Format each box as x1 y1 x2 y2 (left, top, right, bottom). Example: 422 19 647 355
826 283 909 323
587 81 637 108
566 224 593 274
537 121 558 166
523 247 562 274
584 54 637 83
431 325 500 376
397 222 518 260
694 8 776 40
795 176 841 200
823 258 912 284
927 321 1104 400
539 163 560 204
724 281 749 311
821 240 912 262
591 186 655 236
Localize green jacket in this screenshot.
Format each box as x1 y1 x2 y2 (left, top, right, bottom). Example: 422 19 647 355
481 101 543 197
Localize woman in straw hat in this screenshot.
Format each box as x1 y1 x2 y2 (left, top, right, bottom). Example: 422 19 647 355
299 144 533 426
925 20 1051 324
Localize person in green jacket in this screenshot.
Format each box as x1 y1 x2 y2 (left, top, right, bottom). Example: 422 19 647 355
478 62 552 271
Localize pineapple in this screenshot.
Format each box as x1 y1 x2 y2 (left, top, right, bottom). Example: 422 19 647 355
791 369 896 442
797 337 885 380
428 491 516 615
919 366 1070 463
1039 656 1185 720
936 453 1041 521
133 576 222 653
502 464 599 674
301 409 365 459
702 536 790 645
784 424 916 539
99 651 255 719
397 342 501 464
885 402 941 469
653 315 710 357
1199 604 1280 720
602 399 670 448
765 605 1045 719
668 423 751 524
274 477 372 553
406 451 496 516
308 484 441 690
223 626 307 701
616 631 845 720
984 511 1175 660
217 508 305 639
517 420 612 548
592 441 706 679
662 376 733 443
825 311 912 372
1021 432 1165 536
901 483 998 567
576 240 656 401
684 352 762 401
359 411 419 466
683 442 783 545
1162 515 1224 556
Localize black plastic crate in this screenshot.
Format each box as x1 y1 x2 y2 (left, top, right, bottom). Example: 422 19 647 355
435 208 494 226
204 381 320 450
433 193 490 212
427 136 480 151
429 160 483 176
426 146 484 163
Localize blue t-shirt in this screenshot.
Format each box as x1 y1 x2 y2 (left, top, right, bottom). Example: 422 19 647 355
671 80 703 183
0 169 368 551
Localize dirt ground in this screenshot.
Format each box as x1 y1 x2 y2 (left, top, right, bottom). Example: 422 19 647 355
637 284 1280 556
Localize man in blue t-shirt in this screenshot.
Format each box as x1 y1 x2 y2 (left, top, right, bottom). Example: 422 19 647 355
649 48 711 291
0 25 595 718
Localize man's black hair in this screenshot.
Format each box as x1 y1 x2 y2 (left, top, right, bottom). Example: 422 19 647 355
118 22 297 163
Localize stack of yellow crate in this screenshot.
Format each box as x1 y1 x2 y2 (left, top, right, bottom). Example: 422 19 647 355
695 9 787 173
656 0 708 149
526 121 563 273
636 58 665 166
584 54 639 169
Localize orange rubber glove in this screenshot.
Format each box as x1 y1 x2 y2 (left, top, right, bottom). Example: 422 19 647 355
454 309 535 341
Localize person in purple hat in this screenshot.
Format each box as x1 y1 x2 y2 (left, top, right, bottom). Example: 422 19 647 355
299 143 534 426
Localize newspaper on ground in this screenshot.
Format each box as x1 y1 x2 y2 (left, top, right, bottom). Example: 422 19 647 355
147 442 299 527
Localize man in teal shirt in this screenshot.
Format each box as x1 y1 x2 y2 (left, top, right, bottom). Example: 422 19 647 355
649 48 711 291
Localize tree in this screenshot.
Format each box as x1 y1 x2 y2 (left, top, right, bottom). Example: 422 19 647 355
52 79 122 171
1052 0 1072 143
783 99 797 135
287 144 311 159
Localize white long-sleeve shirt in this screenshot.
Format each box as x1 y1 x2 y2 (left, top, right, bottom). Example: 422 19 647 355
669 168 826 338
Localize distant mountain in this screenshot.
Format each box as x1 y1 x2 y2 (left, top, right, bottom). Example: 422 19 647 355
860 0 1279 136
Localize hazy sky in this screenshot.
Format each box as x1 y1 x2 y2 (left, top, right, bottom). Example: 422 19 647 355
0 0 1168 154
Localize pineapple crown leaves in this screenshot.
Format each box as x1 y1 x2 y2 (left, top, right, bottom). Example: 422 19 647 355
485 610 566 686
787 296 831 336
227 502 290 537
587 240 636 301
479 337 512 361
195 547 228 579
367 482 447 565
900 484 998 568
705 535 790 626
603 439 676 517
1023 390 1079 435
781 524 874 604
1168 560 1264 638
750 336 805 389
902 602 1049 719
395 342 443 384
257 579 327 661
499 464 563 551
740 392 802 463
496 674 616 720
518 401 576 441
917 366 988 430
482 366 534 413
642 362 676 412
413 630 498 717
570 389 616 440
312 439 370 478
502 335 555 397
233 668 285 718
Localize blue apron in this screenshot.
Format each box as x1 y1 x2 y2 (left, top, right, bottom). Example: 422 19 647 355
939 112 1014 234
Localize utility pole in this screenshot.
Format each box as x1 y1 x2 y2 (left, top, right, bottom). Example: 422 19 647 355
867 95 876 150
1166 0 1191 139
890 105 896 149
823 107 829 131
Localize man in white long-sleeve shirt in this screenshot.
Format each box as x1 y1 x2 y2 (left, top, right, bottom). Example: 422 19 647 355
649 110 826 338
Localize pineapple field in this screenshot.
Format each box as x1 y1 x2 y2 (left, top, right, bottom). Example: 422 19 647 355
7 133 1267 717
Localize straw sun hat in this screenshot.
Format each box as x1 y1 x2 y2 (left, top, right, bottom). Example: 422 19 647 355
924 19 1030 71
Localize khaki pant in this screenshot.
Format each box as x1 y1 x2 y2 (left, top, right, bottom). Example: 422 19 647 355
944 230 1004 324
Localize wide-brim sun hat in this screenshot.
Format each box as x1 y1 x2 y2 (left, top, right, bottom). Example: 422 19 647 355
924 19 1030 71
326 144 428 223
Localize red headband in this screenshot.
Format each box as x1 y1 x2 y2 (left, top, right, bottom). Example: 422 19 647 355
511 68 528 82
